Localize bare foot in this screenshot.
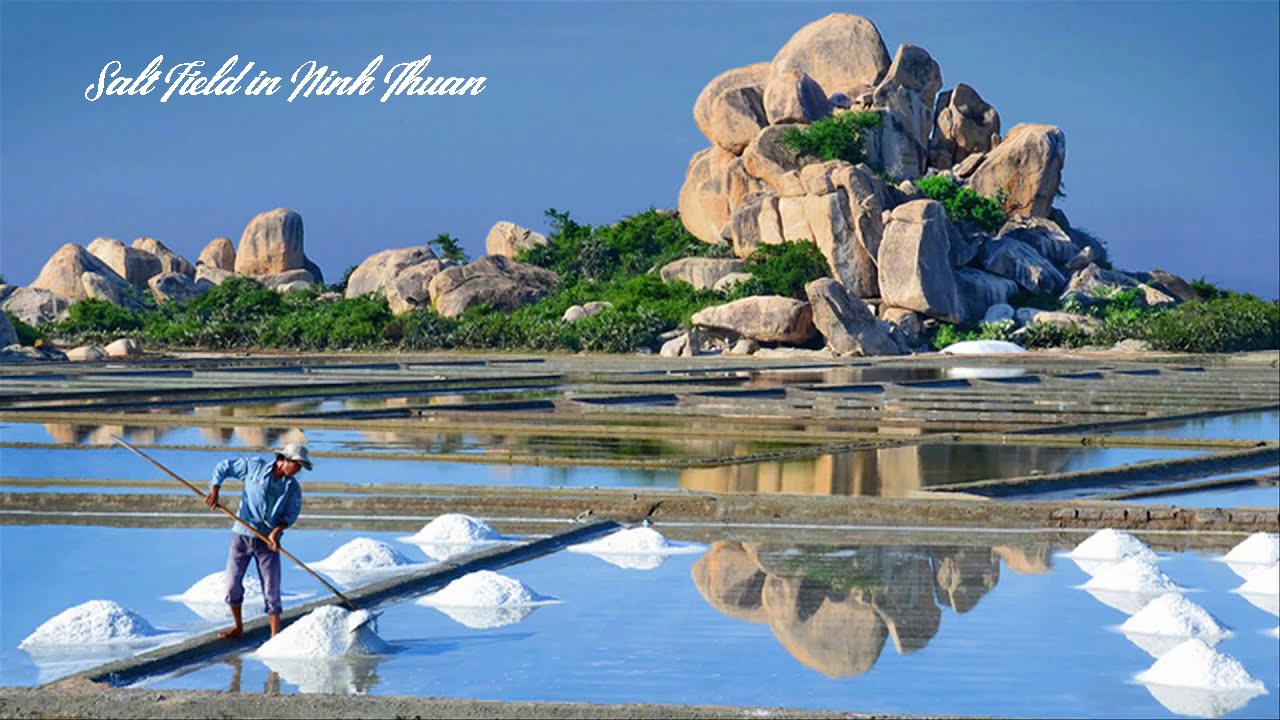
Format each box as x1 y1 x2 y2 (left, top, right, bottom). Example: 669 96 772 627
218 627 243 639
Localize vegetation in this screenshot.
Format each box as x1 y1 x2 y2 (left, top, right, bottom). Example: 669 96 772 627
913 175 1006 232
428 233 469 264
725 241 830 300
4 310 43 346
777 111 883 166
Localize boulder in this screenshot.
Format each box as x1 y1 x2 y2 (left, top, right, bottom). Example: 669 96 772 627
805 278 899 356
428 255 558 319
235 208 305 276
727 338 760 355
771 14 891 96
982 303 1015 324
1140 269 1200 303
693 63 771 144
195 265 234 286
258 269 318 291
870 44 942 152
1063 246 1097 273
132 238 195 278
31 244 132 303
757 194 786 247
87 237 162 289
862 108 927 180
345 246 437 298
947 223 983 268
955 268 1019 325
385 259 454 315
979 238 1066 294
952 152 986 179
660 331 697 358
777 197 813 242
881 307 924 343
721 192 772 258
66 345 106 362
562 302 613 323
679 147 736 244
1024 311 1100 334
303 256 325 287
198 237 236 270
691 296 816 345
968 124 1065 218
713 272 753 294
928 84 1000 169
742 125 817 197
1137 283 1178 308
763 70 832 125
2 287 71 325
148 272 203 304
725 157 768 212
659 257 748 291
104 338 140 358
707 86 769 154
81 272 142 311
878 200 963 322
1113 338 1153 353
1064 263 1138 297
996 217 1077 266
832 163 892 267
0 311 17 347
485 222 548 259
804 188 878 297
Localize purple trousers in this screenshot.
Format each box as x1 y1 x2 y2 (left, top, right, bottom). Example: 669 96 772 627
225 533 282 616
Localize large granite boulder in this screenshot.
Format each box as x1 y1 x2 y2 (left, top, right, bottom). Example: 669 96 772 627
235 208 305 276
763 69 832 125
678 147 737 244
31 244 133 303
693 63 771 145
771 14 891 97
1064 263 1138 297
691 296 817 345
345 246 437 298
0 311 17 347
968 124 1065 218
2 287 71 325
195 265 234 287
148 272 204 304
81 272 143 311
1141 269 1200 303
955 268 1019 325
929 83 1000 169
862 108 928 181
979 237 1066 294
870 44 942 152
259 269 318 292
132 238 195 278
485 222 548 259
742 125 817 197
878 200 963 323
386 259 454 315
722 192 774 258
995 217 1077 266
707 85 769 154
803 186 878 297
427 255 558 319
87 237 162 289
198 237 236 270
659 257 748 291
805 277 900 356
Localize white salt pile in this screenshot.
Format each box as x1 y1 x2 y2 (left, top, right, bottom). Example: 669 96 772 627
311 538 416 572
1236 564 1279 596
419 570 553 607
255 606 390 659
166 571 264 603
20 600 160 648
567 527 705 570
939 340 1026 355
1083 557 1182 594
1135 639 1266 691
1069 528 1158 562
399 514 513 561
1121 593 1230 639
1222 532 1280 566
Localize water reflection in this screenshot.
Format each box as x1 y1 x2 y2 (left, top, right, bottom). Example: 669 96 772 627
256 655 383 695
692 541 1051 678
1141 682 1267 719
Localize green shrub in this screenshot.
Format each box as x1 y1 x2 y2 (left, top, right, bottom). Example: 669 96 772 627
1190 277 1227 301
4 311 43 345
930 319 1016 350
1008 289 1061 311
913 175 1006 232
731 241 830 301
1020 321 1092 349
575 307 666 353
58 299 143 336
777 112 883 165
399 307 458 351
1141 295 1279 353
428 233 469 264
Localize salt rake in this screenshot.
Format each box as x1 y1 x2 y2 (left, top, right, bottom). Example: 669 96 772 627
111 435 361 612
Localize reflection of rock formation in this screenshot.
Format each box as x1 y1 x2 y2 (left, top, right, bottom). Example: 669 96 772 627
694 541 1036 678
43 423 165 445
680 443 1080 497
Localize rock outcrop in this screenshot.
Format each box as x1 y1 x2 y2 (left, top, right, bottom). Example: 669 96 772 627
385 259 454 315
30 244 133 304
87 237 162 289
878 201 962 322
659 258 747 291
427 255 558 319
968 124 1065 218
235 208 305 276
771 14 890 96
198 237 236 271
805 278 900 356
1 287 70 326
132 238 195 278
485 222 549 259
345 246 437 298
928 84 1000 169
691 296 816 345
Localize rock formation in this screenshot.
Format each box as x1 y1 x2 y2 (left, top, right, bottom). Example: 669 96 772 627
235 208 305 276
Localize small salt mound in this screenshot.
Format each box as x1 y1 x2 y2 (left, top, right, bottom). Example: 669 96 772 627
1135 639 1266 691
1271 626 1279 638
572 527 672 553
939 340 1026 355
1084 557 1182 593
1223 533 1280 565
1069 528 1158 562
256 606 389 659
1236 564 1279 596
312 538 415 571
20 600 159 648
168 571 263 603
418 570 553 607
406 514 504 544
1121 593 1230 638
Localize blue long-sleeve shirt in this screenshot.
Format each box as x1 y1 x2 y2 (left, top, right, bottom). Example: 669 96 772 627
210 457 302 539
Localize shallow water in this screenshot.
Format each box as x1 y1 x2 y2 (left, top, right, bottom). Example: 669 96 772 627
1108 411 1280 442
6 523 1273 718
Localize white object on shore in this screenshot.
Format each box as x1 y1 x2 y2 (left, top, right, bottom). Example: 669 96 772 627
1234 565 1280 616
1069 529 1158 561
1120 593 1231 657
1223 533 1279 565
255 606 389 659
312 538 416 572
417 570 558 629
1135 639 1266 691
566 527 705 570
399 514 514 561
20 600 160 648
939 340 1026 355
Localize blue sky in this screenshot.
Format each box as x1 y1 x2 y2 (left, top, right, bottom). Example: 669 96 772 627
2 1 1277 296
